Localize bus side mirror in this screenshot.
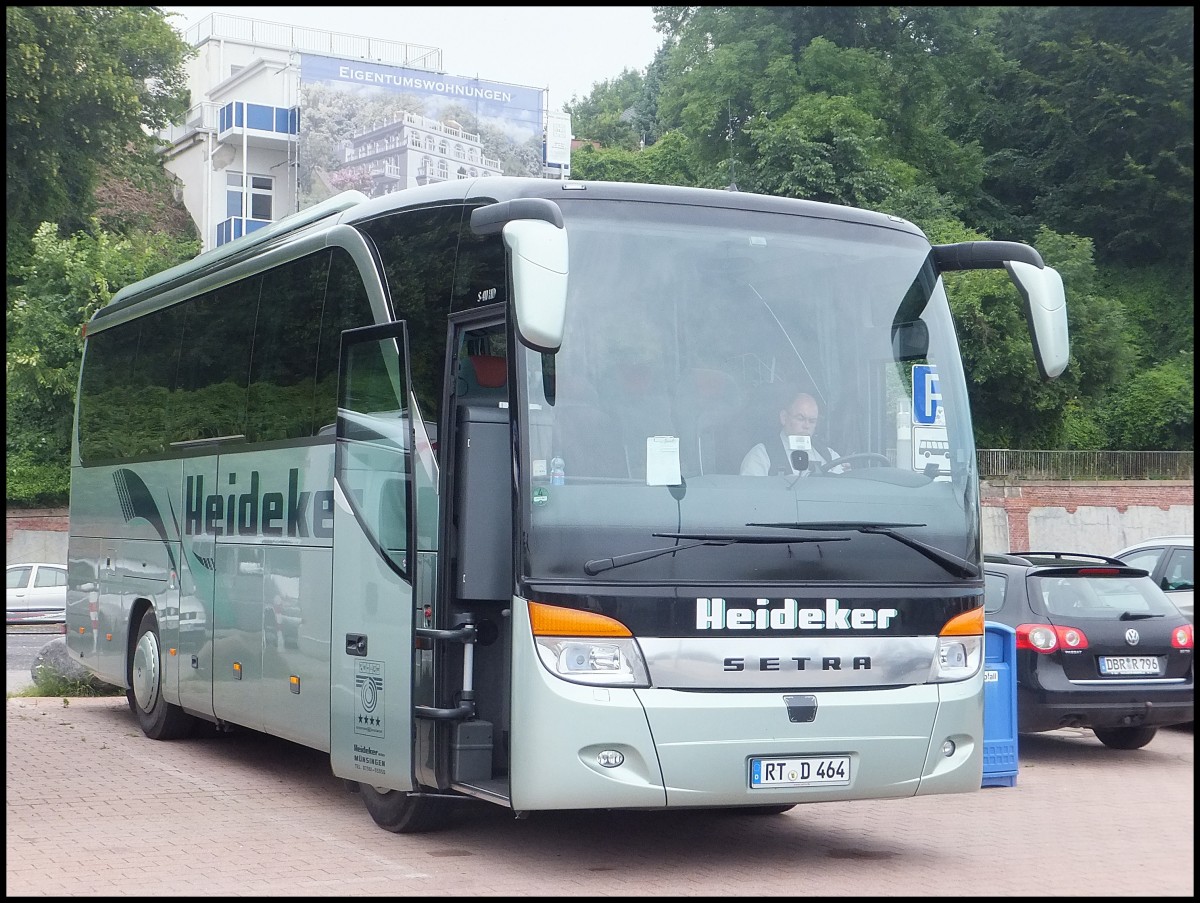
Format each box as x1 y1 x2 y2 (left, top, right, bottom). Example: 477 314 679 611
1005 260 1069 379
503 219 568 354
470 199 569 354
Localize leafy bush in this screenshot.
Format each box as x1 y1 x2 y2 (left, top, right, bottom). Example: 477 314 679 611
5 452 69 507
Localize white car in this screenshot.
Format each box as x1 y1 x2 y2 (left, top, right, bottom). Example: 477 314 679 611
1114 536 1194 623
6 562 68 623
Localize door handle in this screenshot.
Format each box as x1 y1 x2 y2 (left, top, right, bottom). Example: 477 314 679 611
345 633 367 656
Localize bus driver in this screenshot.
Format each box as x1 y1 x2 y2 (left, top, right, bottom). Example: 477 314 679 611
740 391 846 476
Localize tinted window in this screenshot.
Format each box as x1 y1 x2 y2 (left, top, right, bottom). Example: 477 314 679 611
1034 575 1179 618
313 249 376 435
247 252 331 441
359 206 466 428
80 248 374 461
7 567 31 590
78 320 142 462
134 304 188 455
172 280 260 443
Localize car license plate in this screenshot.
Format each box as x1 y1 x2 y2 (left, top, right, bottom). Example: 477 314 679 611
1099 656 1160 676
750 756 851 788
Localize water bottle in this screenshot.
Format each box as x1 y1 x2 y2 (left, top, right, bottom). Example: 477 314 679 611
550 456 566 486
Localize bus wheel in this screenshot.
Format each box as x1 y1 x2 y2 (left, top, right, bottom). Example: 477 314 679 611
128 609 195 741
359 785 454 833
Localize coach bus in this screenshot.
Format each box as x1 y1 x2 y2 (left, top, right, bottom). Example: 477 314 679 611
65 177 1068 832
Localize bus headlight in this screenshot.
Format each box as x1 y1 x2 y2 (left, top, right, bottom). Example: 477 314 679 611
930 635 983 682
534 637 650 687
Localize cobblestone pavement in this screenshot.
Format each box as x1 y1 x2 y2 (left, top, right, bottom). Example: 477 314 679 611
6 696 1193 897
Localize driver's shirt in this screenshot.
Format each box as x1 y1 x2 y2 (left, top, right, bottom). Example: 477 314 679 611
739 431 844 476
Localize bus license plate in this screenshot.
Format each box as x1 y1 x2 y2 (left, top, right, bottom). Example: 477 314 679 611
1099 656 1160 676
750 756 851 788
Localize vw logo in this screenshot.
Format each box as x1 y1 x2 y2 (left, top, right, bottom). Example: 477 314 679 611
1124 628 1141 646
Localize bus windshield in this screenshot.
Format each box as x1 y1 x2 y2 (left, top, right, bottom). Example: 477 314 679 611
518 198 978 585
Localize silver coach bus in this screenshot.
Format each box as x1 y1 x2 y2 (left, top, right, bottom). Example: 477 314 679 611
66 177 1068 832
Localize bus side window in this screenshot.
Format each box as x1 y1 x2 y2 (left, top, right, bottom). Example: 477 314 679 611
247 251 331 441
172 279 260 444
313 249 374 436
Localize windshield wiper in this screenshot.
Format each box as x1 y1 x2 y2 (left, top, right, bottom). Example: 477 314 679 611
1119 611 1164 620
746 521 979 579
583 532 847 576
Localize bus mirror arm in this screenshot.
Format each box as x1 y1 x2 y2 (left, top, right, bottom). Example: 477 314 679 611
931 241 1069 380
414 623 478 722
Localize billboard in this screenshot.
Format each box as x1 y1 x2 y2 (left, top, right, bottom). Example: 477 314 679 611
298 55 547 205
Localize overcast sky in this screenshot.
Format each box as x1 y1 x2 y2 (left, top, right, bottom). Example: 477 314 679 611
161 6 664 112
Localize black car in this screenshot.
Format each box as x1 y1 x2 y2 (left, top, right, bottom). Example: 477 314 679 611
984 551 1193 749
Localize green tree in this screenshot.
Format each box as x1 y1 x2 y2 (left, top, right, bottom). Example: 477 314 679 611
1098 353 1194 451
569 130 701 185
566 69 650 150
974 6 1194 264
6 223 199 505
6 6 192 261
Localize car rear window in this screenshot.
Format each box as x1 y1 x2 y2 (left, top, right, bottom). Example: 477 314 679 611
1033 574 1181 619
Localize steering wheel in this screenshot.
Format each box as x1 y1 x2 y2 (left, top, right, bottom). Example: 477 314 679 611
820 452 892 473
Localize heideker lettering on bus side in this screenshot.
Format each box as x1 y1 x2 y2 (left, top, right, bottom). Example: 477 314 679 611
185 468 333 538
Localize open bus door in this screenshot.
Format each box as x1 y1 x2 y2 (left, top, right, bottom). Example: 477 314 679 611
328 322 422 804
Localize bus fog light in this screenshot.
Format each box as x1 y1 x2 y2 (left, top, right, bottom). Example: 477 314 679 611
596 749 625 768
941 740 956 757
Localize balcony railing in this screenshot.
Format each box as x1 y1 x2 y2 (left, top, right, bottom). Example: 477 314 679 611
216 216 271 247
978 450 1194 481
183 13 442 71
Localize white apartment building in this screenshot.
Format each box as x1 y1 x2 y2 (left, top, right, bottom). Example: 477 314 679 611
161 13 566 252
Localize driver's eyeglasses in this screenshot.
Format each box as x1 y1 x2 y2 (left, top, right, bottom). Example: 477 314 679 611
786 413 819 425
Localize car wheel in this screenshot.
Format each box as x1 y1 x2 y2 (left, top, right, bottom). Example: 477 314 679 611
359 784 456 833
1092 726 1158 750
128 609 196 740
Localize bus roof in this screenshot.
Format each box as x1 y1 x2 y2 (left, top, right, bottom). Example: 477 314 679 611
92 178 926 325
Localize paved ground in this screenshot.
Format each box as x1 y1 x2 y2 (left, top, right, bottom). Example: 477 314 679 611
6 695 1193 897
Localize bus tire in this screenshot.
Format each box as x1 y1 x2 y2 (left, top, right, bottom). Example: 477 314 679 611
1093 726 1157 750
359 785 454 833
128 609 195 741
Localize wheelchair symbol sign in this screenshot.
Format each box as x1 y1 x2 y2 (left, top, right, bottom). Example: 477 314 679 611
912 365 943 425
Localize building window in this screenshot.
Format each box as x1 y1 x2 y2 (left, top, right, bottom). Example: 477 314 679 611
227 173 274 220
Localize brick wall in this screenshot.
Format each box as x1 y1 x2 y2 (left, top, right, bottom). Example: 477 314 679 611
980 481 1193 553
6 508 69 544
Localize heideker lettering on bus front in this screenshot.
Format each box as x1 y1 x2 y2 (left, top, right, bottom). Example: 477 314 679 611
185 468 333 538
696 597 899 631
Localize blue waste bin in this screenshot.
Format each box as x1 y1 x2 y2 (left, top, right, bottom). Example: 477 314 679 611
981 621 1018 787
